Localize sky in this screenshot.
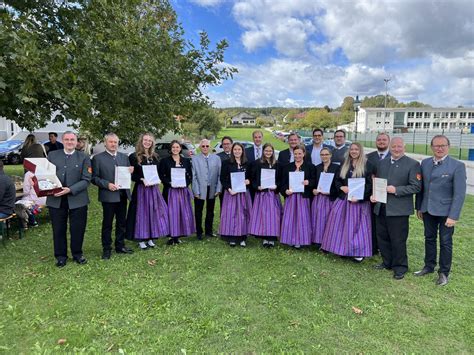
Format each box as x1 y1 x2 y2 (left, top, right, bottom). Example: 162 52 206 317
172 0 474 108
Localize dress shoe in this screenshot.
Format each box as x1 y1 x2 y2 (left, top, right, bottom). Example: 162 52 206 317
436 273 449 286
138 242 148 250
374 263 391 270
353 257 364 263
197 234 203 240
393 272 405 280
166 238 174 245
102 250 112 260
56 259 67 268
240 240 247 247
116 247 134 254
414 267 434 277
229 242 236 247
73 256 87 265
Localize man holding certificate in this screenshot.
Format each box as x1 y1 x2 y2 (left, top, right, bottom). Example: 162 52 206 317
370 137 421 280
192 139 222 240
92 133 134 259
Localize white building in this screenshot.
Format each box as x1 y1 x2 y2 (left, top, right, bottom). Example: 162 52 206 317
0 116 76 142
231 112 256 126
354 107 474 132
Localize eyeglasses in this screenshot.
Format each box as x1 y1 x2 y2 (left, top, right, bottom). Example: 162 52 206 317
313 134 322 137
201 145 209 148
334 135 344 138
432 145 448 149
320 154 331 156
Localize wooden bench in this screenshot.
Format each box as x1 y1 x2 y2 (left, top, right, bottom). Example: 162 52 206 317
0 213 24 246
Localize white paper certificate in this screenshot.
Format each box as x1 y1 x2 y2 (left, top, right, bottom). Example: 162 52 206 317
114 166 131 189
289 171 305 193
348 178 365 200
317 172 334 194
231 171 246 193
142 165 160 186
373 177 387 203
171 168 186 187
260 169 276 189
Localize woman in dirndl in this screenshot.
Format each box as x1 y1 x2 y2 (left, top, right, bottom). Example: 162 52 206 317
219 142 252 247
310 147 340 248
321 142 375 262
280 144 315 249
126 133 169 250
158 140 195 245
249 143 282 247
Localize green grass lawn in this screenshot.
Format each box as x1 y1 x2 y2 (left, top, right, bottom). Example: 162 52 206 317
1 143 473 352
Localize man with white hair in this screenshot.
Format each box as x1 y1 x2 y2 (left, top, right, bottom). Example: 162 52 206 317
192 139 222 239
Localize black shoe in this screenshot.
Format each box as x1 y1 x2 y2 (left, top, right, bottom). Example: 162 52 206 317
393 272 405 280
116 247 134 254
374 263 391 270
229 242 236 247
102 250 112 260
56 259 67 268
414 267 434 277
197 234 203 240
73 256 87 265
166 238 174 245
436 273 449 286
205 233 217 237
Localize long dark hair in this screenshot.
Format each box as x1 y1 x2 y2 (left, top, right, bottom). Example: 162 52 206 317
260 143 276 166
230 142 247 164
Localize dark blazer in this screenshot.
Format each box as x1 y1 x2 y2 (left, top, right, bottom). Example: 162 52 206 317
158 156 192 201
335 161 375 201
245 145 264 163
331 146 348 165
366 150 391 173
220 160 250 191
92 151 131 203
373 155 421 216
251 160 280 194
415 156 466 220
314 162 340 201
217 151 231 162
0 172 15 216
44 141 64 154
46 150 91 209
280 161 316 199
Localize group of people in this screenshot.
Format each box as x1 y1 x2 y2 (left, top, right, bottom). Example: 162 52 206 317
1 129 466 286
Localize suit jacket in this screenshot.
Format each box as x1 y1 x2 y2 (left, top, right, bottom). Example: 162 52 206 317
277 148 312 166
46 150 91 209
192 153 222 200
280 161 316 199
245 145 264 163
331 145 348 165
415 156 466 220
217 151 231 162
366 150 391 173
314 163 340 201
92 151 131 203
220 160 250 191
0 172 15 215
373 155 421 216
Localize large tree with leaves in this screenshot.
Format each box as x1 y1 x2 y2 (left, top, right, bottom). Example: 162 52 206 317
1 0 236 144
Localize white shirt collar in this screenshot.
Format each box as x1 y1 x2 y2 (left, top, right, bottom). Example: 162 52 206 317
64 149 75 156
105 149 117 157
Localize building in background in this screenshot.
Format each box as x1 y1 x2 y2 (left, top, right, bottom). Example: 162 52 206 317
231 112 256 126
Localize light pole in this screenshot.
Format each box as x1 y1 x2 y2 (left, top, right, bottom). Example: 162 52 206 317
383 78 391 131
353 95 361 141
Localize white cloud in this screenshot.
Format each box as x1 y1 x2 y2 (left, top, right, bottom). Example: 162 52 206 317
189 0 224 7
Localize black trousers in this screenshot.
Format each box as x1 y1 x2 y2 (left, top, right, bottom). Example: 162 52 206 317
376 208 409 274
101 194 128 251
194 186 216 236
423 213 454 275
371 203 379 254
49 197 88 261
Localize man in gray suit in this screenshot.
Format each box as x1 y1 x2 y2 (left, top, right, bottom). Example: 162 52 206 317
415 135 466 286
192 139 222 239
47 131 91 267
92 133 134 260
371 137 421 280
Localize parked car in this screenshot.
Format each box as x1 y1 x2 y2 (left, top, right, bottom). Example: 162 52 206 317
212 140 254 154
301 137 313 145
0 140 25 164
155 141 196 159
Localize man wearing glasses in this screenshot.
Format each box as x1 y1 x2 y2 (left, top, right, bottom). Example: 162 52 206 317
305 128 333 166
331 129 348 165
415 135 466 286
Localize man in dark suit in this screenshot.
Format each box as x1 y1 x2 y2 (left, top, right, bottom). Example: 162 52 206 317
47 131 91 267
92 133 134 260
44 132 64 155
331 129 348 165
277 132 301 166
414 135 467 286
305 128 333 166
245 130 263 163
0 161 15 219
371 137 421 280
217 136 233 208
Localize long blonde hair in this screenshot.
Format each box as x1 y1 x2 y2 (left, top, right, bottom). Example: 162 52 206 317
135 132 157 164
339 142 366 179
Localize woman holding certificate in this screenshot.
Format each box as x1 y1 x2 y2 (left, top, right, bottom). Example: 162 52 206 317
158 140 195 245
321 142 374 261
249 143 282 247
126 133 170 250
311 147 340 247
219 142 252 247
280 144 315 248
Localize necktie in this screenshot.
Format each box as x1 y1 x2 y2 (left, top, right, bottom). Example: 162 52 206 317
205 156 210 185
379 153 384 160
256 147 260 159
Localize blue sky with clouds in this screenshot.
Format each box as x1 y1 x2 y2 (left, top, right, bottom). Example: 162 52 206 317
172 0 474 108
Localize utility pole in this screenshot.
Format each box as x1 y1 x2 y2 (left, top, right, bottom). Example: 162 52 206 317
384 78 391 131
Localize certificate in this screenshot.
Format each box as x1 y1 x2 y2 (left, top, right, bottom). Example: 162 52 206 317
373 177 387 204
171 168 186 187
142 165 160 186
114 166 131 189
289 171 305 193
348 178 365 200
317 172 334 194
260 169 276 189
231 171 246 193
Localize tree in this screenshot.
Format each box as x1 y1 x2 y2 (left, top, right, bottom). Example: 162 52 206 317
0 1 237 144
181 106 221 140
295 109 334 130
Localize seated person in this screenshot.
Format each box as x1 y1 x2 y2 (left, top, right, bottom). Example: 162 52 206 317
0 161 16 219
15 171 47 228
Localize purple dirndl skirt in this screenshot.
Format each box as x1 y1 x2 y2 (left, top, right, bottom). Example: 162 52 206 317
310 194 333 244
280 194 312 246
168 187 196 237
321 198 372 257
219 190 252 237
249 191 282 238
135 184 169 239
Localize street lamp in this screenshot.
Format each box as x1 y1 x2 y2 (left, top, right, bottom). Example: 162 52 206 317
384 78 391 131
353 95 361 141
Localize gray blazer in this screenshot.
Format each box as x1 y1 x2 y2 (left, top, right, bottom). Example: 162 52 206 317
374 155 421 216
416 156 467 220
92 151 131 202
46 150 91 209
192 153 222 200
